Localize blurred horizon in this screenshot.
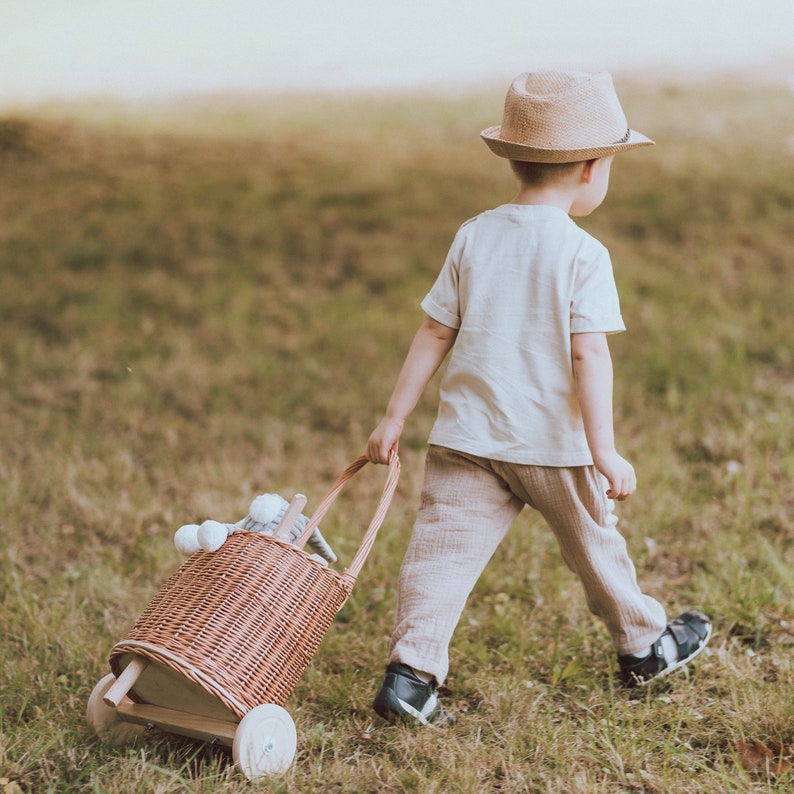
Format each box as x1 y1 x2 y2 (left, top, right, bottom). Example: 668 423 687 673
2 0 793 109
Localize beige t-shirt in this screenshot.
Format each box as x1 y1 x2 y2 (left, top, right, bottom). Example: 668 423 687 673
422 204 625 466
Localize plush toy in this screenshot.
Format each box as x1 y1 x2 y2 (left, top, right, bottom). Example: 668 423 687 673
174 492 336 563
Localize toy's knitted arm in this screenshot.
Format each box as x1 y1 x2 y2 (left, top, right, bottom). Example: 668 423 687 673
307 528 337 563
287 515 337 563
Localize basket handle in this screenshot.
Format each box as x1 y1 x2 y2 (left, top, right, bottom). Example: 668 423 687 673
295 453 400 580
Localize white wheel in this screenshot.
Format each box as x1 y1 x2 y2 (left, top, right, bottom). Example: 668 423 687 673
232 704 297 780
86 673 145 746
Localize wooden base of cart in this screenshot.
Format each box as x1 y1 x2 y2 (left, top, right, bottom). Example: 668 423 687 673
87 646 298 780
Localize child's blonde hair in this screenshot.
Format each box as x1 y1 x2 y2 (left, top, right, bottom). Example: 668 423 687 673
509 159 584 187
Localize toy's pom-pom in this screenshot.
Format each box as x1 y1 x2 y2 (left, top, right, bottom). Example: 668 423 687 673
249 493 287 524
174 524 201 556
198 519 233 552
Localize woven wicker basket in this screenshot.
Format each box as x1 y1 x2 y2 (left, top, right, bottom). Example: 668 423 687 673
109 455 399 718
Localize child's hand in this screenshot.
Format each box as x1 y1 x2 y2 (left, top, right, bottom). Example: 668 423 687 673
365 417 404 464
593 451 636 501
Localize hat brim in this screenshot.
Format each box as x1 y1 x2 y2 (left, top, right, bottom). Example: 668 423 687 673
480 126 654 163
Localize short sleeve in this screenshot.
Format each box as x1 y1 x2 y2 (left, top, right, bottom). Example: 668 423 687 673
570 245 626 335
420 231 464 330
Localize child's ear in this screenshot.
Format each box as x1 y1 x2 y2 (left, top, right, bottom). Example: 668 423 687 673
579 159 599 184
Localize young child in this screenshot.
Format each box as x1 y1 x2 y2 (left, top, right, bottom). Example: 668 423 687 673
364 70 711 726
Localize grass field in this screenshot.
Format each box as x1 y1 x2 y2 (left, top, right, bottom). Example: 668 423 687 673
1 74 793 792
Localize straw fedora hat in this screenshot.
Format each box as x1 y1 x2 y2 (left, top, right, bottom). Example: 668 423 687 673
481 70 654 163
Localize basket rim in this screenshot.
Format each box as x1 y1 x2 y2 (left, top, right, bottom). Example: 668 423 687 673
196 531 359 589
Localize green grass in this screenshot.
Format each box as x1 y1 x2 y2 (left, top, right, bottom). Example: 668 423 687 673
1 75 793 791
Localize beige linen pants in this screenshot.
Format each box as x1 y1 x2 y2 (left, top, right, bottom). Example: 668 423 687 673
389 445 667 685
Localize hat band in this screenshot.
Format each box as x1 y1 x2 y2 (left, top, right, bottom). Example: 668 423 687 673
614 128 631 144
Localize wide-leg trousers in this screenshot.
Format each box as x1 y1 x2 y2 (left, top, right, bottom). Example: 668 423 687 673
389 445 667 684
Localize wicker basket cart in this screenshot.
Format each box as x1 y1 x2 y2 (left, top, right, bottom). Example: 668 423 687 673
86 454 400 780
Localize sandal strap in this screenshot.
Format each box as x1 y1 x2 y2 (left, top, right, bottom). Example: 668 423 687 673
666 612 709 660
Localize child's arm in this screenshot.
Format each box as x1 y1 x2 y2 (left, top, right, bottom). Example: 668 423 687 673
571 332 636 500
366 316 458 464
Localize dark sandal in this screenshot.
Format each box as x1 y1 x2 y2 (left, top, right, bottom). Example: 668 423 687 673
618 610 712 687
373 663 456 726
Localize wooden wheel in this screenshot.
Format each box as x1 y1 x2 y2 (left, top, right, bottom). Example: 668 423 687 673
86 674 145 745
232 704 296 780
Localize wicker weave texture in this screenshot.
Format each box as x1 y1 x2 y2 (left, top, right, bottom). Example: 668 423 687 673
110 533 354 716
108 455 399 719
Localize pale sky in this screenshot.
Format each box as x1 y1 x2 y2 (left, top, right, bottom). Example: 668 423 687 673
1 0 793 104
